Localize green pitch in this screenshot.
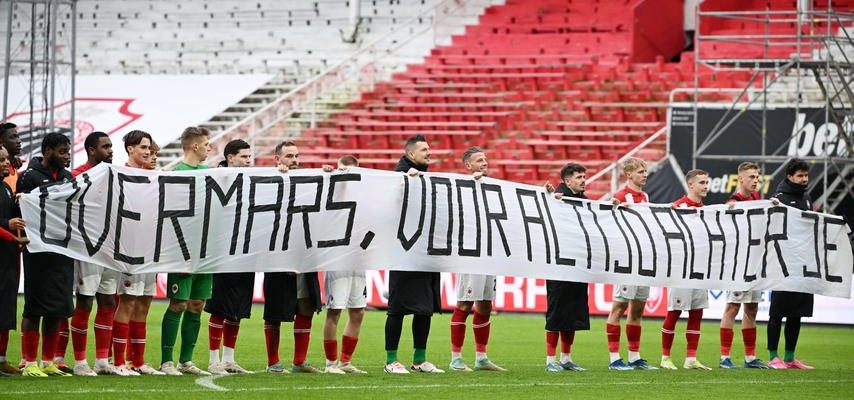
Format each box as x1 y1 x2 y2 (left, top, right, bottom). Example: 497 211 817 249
3 299 853 399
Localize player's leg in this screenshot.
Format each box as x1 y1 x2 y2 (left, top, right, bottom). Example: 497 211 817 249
411 313 442 373
40 317 68 376
449 300 472 370
719 302 740 368
660 308 680 370
292 274 320 373
221 318 249 373
53 318 70 372
606 298 629 369
783 317 813 369
161 273 190 373
740 301 767 368
129 293 162 375
323 308 342 372
472 300 503 371
338 307 366 373
175 274 211 374
111 294 139 376
208 312 225 370
545 330 560 371
20 315 46 377
262 273 290 373
767 315 785 368
384 312 408 373
626 297 653 369
684 307 709 370
91 292 116 373
69 292 94 374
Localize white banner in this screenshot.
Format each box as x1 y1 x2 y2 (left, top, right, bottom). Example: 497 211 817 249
20 164 854 298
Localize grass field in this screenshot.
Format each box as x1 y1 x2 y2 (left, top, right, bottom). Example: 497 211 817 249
3 299 854 399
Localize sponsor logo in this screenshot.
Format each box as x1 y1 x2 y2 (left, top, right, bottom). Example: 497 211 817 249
788 113 852 157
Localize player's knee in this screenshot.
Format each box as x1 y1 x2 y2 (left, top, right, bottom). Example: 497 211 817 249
456 301 473 313
326 309 342 321
187 300 205 313
475 301 492 315
349 308 366 323
168 300 188 313
96 293 117 310
76 294 95 312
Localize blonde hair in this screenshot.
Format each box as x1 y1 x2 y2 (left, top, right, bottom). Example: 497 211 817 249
622 157 646 175
737 161 759 173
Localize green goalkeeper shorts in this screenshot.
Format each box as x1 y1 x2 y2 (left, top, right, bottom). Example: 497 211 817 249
166 273 213 301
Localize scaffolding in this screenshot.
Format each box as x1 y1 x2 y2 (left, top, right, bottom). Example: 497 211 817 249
688 3 854 216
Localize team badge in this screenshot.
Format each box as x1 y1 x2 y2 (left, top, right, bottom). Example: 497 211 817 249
171 283 179 294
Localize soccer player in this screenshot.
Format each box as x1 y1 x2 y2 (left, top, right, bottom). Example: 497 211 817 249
767 159 815 370
322 155 369 375
0 122 23 192
0 144 28 376
205 139 255 375
606 157 656 370
160 127 212 376
719 162 769 369
148 140 160 170
17 132 74 377
63 132 119 376
542 163 590 372
109 130 162 376
384 135 444 374
660 169 712 371
448 147 505 373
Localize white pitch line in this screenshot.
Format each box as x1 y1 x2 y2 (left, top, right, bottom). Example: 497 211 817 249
195 374 229 391
4 378 854 395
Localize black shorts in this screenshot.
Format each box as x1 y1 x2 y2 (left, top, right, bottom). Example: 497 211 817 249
0 265 18 330
205 272 255 321
545 280 590 332
22 251 74 319
769 291 814 318
263 272 297 322
387 271 441 316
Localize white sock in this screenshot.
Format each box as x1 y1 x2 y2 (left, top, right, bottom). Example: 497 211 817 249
451 351 462 361
609 352 622 363
326 359 336 367
721 355 730 361
475 352 487 362
560 353 571 364
686 356 696 363
546 355 556 365
628 351 641 363
209 350 219 365
53 356 64 364
745 355 756 362
0 356 6 363
25 360 38 367
95 358 109 366
74 359 88 367
222 347 235 364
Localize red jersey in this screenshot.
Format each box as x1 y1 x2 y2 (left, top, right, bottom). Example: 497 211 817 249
673 195 704 209
71 162 96 178
613 186 648 204
728 191 761 202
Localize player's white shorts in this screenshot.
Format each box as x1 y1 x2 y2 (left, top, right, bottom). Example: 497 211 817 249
324 271 367 309
613 285 650 302
726 290 762 304
74 261 118 296
667 288 709 311
455 274 496 302
118 273 157 297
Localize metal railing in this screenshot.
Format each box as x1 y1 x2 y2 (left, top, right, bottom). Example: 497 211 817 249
584 126 667 199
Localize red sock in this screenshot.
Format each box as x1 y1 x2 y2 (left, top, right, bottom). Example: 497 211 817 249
22 328 39 363
742 327 757 357
340 335 358 363
661 310 680 357
606 323 621 353
54 318 69 359
686 309 703 357
720 327 734 357
324 339 338 362
450 308 468 353
70 308 91 362
472 311 490 353
0 329 8 357
112 321 129 366
293 314 312 366
264 320 280 366
559 330 574 354
41 331 59 363
626 323 642 353
129 321 146 368
93 307 114 360
209 314 225 351
545 330 559 357
223 319 240 349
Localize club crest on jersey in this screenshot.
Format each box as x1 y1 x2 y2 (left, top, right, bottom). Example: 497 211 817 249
171 283 179 294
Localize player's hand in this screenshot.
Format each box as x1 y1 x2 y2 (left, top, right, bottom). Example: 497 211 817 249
612 198 625 207
543 182 555 193
407 168 421 177
727 200 736 210
9 218 25 230
322 164 335 173
472 171 484 180
277 164 289 173
671 203 678 209
770 197 780 206
14 236 29 246
553 192 564 200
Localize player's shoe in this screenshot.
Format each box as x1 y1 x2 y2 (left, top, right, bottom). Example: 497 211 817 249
628 358 658 370
0 370 8 377
683 359 712 370
54 361 74 374
545 362 563 372
785 360 815 370
159 361 184 376
114 365 141 376
768 357 788 369
73 362 98 376
608 359 633 371
179 361 211 375
208 362 230 375
92 360 117 375
411 361 445 373
449 358 472 372
41 364 73 377
660 356 678 370
561 361 586 372
719 358 737 369
384 361 410 374
133 364 166 376
0 361 21 374
338 362 367 374
22 364 48 377
474 358 507 371
223 361 254 374
292 362 323 373
744 359 770 369
324 363 346 374
265 362 290 374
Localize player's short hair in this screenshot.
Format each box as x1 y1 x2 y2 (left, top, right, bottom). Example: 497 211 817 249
785 158 809 176
42 132 70 153
150 141 160 153
274 140 296 156
404 134 427 152
461 146 485 163
0 122 16 137
685 169 709 183
180 126 209 150
223 139 250 159
560 162 587 181
338 155 358 167
737 161 760 173
83 131 108 152
123 130 152 153
622 157 646 175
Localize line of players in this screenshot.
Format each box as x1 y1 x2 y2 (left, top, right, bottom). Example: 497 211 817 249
0 123 816 378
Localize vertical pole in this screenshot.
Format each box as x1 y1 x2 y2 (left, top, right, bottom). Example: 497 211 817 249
2 0 14 120
49 0 58 133
692 1 700 169
70 0 77 168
